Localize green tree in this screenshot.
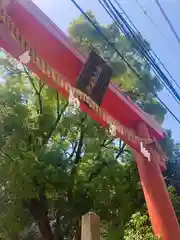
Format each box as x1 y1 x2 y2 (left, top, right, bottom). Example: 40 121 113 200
68 11 166 123
161 130 180 195
0 54 144 239
123 212 158 240
0 11 175 240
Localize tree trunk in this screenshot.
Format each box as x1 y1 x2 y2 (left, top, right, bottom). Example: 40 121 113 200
37 213 54 240
74 221 81 240
26 198 54 240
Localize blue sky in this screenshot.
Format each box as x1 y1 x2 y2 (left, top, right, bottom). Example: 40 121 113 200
33 0 180 140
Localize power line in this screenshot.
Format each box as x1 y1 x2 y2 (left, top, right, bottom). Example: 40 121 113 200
98 0 180 106
98 0 180 107
70 0 180 125
70 0 180 124
154 0 180 46
112 0 180 92
135 0 166 39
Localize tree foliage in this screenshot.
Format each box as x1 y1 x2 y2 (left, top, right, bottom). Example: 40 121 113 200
68 11 166 123
0 54 144 239
0 10 179 240
124 212 158 240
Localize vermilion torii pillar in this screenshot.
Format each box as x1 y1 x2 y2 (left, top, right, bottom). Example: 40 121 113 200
0 1 180 239
135 122 180 240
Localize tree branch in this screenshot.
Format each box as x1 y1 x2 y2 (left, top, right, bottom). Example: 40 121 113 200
88 151 104 182
103 146 119 151
74 131 84 166
39 82 44 93
87 138 121 182
56 92 60 117
102 138 114 147
70 115 87 173
116 142 126 160
68 114 87 202
15 144 25 161
43 102 68 145
0 149 15 162
23 66 39 94
88 141 126 181
23 66 43 114
68 141 78 161
88 161 109 182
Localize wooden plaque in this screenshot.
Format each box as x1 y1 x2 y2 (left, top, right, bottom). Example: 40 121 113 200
76 50 113 105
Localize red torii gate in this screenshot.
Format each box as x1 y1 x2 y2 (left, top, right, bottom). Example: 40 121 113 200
0 0 179 239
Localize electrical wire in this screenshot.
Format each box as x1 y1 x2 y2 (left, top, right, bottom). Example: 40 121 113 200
70 0 180 125
99 0 180 107
135 0 166 39
129 0 180 91
111 0 180 93
98 0 180 107
154 0 180 46
101 0 180 105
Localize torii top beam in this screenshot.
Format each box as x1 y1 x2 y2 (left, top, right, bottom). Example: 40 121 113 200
0 0 166 169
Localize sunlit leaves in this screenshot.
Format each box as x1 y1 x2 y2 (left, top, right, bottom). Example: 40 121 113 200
68 11 166 122
0 12 173 238
124 212 158 240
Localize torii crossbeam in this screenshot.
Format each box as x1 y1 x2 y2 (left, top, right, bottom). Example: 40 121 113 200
0 1 179 239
